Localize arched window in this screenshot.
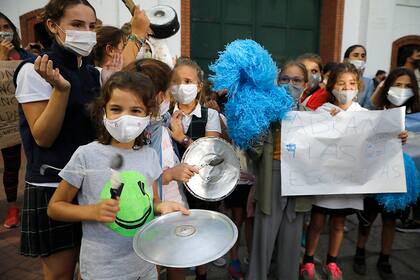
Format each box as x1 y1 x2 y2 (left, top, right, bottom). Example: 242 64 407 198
390 35 420 69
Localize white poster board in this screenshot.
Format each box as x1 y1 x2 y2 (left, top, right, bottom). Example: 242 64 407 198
281 107 406 196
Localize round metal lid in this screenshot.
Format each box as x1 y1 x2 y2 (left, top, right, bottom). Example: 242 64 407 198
146 5 180 39
133 210 238 268
181 137 240 201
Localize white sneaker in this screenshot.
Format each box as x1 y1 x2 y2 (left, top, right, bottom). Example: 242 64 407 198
212 257 226 267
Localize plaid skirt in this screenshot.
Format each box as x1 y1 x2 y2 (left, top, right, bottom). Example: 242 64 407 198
20 183 82 257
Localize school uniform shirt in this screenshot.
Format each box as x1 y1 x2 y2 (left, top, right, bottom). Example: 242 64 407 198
173 103 221 134
313 101 367 210
15 63 57 188
59 141 161 280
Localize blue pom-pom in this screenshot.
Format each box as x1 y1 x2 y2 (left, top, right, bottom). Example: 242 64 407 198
375 153 420 212
209 39 293 149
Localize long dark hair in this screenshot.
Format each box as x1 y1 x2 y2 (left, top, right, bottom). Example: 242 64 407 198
343 44 367 60
89 72 156 147
93 26 125 66
371 67 420 112
0 12 21 49
326 62 361 104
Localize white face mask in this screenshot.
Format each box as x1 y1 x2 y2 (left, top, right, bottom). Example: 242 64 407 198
0 31 13 42
308 73 321 89
159 99 170 116
103 115 150 143
350 60 366 71
387 87 414 106
56 25 96 57
171 84 198 104
332 89 358 105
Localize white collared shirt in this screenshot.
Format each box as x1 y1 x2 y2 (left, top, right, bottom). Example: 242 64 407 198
173 103 221 134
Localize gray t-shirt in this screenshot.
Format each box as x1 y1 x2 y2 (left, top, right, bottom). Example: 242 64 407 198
60 141 161 280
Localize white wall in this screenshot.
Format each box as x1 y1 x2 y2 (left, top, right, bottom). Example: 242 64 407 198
342 0 420 77
0 0 181 57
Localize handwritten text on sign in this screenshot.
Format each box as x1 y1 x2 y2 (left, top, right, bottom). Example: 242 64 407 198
0 60 22 149
281 108 406 196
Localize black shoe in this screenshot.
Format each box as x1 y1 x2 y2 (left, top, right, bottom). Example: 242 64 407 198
395 219 420 233
377 261 396 280
353 255 366 275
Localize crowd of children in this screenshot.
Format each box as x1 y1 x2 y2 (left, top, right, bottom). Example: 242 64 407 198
1 0 420 280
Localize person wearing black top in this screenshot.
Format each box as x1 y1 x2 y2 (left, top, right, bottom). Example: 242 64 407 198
14 0 99 278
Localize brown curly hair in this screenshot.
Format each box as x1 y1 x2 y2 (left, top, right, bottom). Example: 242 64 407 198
326 62 361 104
89 72 156 148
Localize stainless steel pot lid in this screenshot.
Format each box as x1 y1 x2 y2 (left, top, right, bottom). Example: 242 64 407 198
146 5 180 39
181 137 240 201
133 210 238 268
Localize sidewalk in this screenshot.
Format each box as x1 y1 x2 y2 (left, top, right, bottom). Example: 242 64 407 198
1 150 420 279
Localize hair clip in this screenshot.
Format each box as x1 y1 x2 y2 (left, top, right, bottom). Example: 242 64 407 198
136 63 142 72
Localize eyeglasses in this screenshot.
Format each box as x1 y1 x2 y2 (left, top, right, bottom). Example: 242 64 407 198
278 75 305 85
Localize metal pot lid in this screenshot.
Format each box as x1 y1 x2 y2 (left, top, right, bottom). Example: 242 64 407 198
181 137 240 201
133 210 238 268
146 5 180 39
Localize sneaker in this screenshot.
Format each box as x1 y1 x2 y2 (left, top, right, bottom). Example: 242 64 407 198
228 260 244 280
377 261 396 280
323 262 343 280
3 207 19 228
300 263 319 280
395 219 420 233
212 257 226 267
352 255 366 275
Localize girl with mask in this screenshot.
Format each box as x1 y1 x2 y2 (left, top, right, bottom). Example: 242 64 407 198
169 57 221 280
296 53 325 109
352 67 419 280
14 0 100 278
343 44 375 109
124 58 199 280
92 26 125 79
300 63 408 280
48 72 188 280
0 12 34 229
277 60 308 110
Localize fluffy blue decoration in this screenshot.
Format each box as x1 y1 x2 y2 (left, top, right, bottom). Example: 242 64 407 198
209 39 293 149
375 153 420 212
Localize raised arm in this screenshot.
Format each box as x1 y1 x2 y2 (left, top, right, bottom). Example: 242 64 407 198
20 55 71 147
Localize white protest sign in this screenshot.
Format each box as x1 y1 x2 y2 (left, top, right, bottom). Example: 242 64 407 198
0 60 22 150
281 107 406 196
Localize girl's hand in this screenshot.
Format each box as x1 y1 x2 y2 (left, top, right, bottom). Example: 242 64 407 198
155 201 190 215
93 199 120 223
206 100 221 113
131 6 150 38
329 107 340 116
169 111 186 143
0 39 14 60
34 54 71 93
168 163 199 183
101 53 123 84
398 130 408 145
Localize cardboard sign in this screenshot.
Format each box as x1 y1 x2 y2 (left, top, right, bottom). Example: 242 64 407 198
281 107 406 196
0 60 22 149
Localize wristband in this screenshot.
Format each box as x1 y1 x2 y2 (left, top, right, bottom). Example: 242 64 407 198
128 34 146 47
